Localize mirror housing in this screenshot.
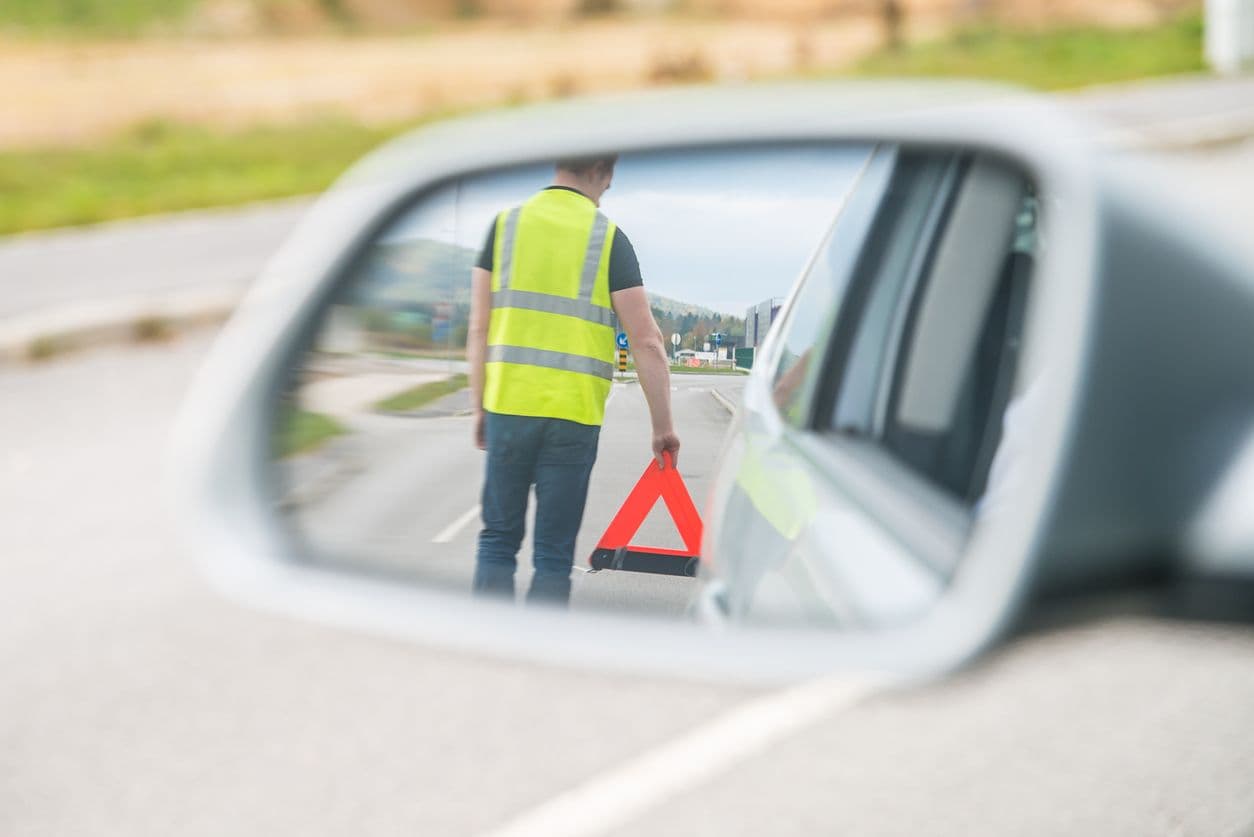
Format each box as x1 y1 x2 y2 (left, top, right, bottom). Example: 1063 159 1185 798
169 81 1252 683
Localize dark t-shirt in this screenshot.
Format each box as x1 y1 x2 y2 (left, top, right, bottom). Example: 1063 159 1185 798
475 186 643 293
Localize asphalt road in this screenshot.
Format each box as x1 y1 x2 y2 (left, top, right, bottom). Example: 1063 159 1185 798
0 197 310 321
288 372 745 619
5 335 1254 836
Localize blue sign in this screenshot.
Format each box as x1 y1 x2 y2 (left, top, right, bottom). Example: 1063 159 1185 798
616 332 629 350
713 333 723 347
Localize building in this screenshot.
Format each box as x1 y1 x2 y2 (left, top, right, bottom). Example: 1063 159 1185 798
744 297 783 349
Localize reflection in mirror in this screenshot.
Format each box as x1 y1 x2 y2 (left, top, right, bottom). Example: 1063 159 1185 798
272 142 1038 629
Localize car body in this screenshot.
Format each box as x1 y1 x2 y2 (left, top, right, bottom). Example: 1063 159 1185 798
699 133 1254 643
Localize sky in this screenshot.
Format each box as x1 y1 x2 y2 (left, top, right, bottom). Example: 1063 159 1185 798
380 142 873 316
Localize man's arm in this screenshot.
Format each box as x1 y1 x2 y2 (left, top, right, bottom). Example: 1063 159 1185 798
611 285 679 468
468 266 492 450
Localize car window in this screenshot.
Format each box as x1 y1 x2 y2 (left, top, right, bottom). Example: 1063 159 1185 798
821 153 1034 502
885 174 1036 501
768 146 896 426
829 152 958 435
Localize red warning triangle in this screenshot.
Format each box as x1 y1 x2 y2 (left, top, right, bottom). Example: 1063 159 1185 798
588 452 704 577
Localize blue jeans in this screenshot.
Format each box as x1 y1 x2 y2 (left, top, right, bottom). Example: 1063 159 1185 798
474 411 600 606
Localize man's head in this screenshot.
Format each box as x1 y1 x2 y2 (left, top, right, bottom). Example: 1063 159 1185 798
554 154 618 206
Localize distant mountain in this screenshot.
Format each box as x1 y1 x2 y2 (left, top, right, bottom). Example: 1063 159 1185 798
647 292 725 320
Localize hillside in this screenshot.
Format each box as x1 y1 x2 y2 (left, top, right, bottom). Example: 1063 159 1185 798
647 292 726 321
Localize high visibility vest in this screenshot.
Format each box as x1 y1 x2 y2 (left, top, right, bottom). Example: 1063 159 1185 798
484 188 617 426
735 439 816 542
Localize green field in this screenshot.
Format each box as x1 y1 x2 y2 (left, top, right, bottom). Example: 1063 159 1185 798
849 12 1204 90
0 0 360 35
0 0 197 34
0 117 402 235
668 365 748 375
374 373 469 412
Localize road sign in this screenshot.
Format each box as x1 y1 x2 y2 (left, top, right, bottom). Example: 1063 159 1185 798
616 332 629 350
671 333 680 347
713 332 723 347
618 348 628 372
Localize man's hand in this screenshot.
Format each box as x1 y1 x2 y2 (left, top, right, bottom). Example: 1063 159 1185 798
474 410 487 451
468 266 491 451
653 429 680 469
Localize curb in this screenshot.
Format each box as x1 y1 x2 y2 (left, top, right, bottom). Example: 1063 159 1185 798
276 437 364 512
710 388 737 416
0 287 241 366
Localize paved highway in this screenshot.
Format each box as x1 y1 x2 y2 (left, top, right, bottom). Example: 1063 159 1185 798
0 198 310 321
5 336 1254 836
288 372 744 619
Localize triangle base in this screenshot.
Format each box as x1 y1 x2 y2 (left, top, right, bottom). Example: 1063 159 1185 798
589 546 700 578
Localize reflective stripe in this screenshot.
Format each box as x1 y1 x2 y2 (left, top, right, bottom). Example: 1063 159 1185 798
578 213 610 301
497 208 522 290
488 345 614 380
493 288 614 327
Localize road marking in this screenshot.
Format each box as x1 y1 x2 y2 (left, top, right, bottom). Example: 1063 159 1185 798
432 504 481 544
479 674 882 837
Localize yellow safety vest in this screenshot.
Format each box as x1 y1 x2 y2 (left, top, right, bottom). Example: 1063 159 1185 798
484 188 617 426
736 438 817 542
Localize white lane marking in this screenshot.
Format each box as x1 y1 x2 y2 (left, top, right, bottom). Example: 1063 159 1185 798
479 674 882 837
432 504 481 544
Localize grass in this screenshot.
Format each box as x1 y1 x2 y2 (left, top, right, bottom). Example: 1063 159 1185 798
374 373 469 412
0 0 197 35
25 334 67 361
0 116 403 235
370 349 469 362
849 11 1205 90
277 408 347 457
669 365 748 375
131 314 173 343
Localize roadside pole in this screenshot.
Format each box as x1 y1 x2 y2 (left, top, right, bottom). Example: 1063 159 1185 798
617 331 629 380
1207 0 1254 74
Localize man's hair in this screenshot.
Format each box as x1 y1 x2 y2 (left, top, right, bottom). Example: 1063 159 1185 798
555 154 618 176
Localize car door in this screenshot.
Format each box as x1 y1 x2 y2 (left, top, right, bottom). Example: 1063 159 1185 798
701 144 1035 629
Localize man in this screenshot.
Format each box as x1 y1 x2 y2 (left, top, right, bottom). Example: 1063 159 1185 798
466 154 680 606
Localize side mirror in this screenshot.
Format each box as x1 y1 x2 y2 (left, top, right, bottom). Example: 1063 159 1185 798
169 82 1254 683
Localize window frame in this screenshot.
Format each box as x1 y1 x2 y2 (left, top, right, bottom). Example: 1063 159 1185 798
810 150 967 438
761 144 898 428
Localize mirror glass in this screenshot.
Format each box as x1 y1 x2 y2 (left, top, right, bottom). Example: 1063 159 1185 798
272 142 1038 628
